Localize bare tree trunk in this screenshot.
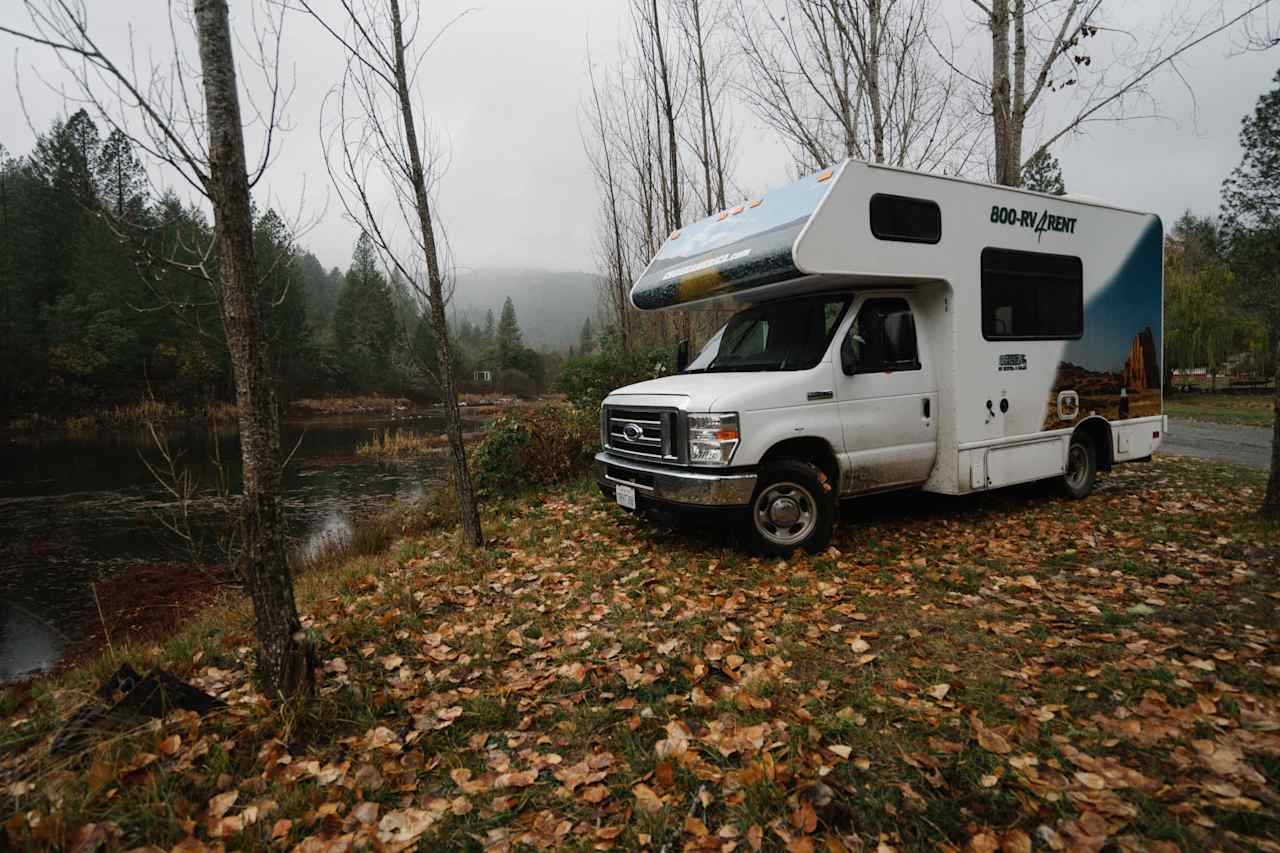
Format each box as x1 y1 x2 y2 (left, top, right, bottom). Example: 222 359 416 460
1265 353 1280 518
651 0 682 232
989 0 1017 186
387 0 483 547
691 0 714 215
193 0 313 698
865 0 885 163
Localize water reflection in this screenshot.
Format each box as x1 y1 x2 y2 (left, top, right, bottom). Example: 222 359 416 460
0 414 469 682
0 602 64 683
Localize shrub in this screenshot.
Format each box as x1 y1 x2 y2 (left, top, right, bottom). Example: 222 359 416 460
557 343 676 411
496 368 537 399
471 404 598 496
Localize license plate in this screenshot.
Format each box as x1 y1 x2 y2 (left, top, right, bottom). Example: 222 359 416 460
615 484 637 510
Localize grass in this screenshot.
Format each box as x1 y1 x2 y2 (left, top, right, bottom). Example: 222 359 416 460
1165 392 1276 427
355 427 446 458
5 400 235 433
1 456 1277 851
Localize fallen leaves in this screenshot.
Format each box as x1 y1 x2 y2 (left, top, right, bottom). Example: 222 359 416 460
3 459 1277 853
376 807 437 849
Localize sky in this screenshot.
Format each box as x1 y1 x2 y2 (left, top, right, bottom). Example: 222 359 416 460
0 0 1276 276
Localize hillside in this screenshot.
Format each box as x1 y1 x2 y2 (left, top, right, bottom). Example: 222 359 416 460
450 268 601 351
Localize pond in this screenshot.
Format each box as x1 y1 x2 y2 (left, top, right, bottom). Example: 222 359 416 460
0 413 478 683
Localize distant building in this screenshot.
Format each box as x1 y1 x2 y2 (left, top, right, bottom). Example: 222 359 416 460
473 369 493 384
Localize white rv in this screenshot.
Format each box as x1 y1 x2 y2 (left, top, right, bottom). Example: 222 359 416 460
595 160 1165 555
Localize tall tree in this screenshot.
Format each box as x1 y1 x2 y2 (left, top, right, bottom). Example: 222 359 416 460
496 296 524 369
1164 214 1255 393
972 0 1275 187
1 0 317 697
334 232 398 388
1220 68 1280 517
1020 149 1067 195
483 308 496 345
300 0 485 547
579 317 594 353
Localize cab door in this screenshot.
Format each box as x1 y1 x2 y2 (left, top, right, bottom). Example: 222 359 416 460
834 295 938 493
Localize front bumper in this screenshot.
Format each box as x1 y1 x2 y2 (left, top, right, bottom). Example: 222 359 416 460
595 452 756 508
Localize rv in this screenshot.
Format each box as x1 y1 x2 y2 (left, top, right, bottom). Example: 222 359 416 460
594 160 1166 556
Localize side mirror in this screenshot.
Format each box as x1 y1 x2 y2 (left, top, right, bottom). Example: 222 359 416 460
676 338 690 372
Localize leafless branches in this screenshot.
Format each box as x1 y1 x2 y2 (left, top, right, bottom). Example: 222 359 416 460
960 0 1278 185
1 0 318 698
732 0 983 175
296 0 485 548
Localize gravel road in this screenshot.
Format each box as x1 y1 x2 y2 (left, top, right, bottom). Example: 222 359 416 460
1161 418 1274 471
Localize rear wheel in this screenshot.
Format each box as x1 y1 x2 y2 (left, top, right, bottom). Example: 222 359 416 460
1060 434 1097 499
742 460 836 557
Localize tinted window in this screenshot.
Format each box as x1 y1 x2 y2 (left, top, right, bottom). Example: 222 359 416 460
981 248 1083 340
870 194 941 244
843 298 921 374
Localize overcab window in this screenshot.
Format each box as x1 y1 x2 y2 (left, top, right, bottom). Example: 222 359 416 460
870 194 942 244
981 248 1083 340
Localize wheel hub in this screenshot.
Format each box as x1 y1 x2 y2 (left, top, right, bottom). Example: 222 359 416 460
752 481 819 547
768 496 801 527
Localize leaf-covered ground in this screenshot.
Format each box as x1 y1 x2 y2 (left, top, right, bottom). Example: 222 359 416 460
3 457 1278 852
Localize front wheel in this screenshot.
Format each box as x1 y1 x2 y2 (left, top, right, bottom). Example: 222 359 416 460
1060 434 1097 499
742 460 836 557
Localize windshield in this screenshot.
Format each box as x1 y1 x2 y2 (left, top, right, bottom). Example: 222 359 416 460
685 294 850 373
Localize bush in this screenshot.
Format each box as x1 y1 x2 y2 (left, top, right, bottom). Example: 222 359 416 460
471 404 598 496
496 368 537 399
557 343 676 411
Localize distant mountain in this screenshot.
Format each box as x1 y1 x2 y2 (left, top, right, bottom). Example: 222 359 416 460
449 268 601 351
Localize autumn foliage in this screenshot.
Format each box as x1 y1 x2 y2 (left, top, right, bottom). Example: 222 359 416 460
2 457 1277 850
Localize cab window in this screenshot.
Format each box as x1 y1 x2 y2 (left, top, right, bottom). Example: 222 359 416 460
842 298 921 374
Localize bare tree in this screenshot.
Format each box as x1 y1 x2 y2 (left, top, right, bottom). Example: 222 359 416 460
733 0 982 174
583 55 634 351
1 0 316 698
674 0 735 215
965 0 1278 187
295 0 483 549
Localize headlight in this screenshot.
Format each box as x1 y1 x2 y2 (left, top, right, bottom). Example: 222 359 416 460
688 412 739 466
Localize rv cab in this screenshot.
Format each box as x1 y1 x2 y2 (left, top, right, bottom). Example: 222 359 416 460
596 160 1166 555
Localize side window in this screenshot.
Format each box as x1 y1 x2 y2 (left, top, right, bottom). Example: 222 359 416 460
842 298 921 374
870 194 941 244
981 248 1083 340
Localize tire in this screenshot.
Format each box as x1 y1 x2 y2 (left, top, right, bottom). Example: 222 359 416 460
1060 434 1097 499
742 459 836 557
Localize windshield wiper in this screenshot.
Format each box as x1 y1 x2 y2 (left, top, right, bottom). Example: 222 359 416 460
706 362 784 373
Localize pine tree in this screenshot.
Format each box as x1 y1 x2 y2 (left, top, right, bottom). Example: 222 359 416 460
334 232 398 388
1020 149 1067 196
482 308 495 344
1220 69 1280 518
579 317 593 353
95 129 148 219
496 297 523 369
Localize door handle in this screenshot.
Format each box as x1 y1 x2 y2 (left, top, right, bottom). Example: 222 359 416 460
922 398 931 418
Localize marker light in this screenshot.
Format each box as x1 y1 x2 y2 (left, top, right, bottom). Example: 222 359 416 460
817 170 833 182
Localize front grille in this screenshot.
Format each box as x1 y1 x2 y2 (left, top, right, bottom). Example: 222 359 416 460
604 406 682 463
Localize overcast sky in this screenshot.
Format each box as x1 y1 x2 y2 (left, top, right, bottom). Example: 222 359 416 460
1 0 1276 276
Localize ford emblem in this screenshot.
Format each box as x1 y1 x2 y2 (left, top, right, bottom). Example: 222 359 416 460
623 422 644 442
